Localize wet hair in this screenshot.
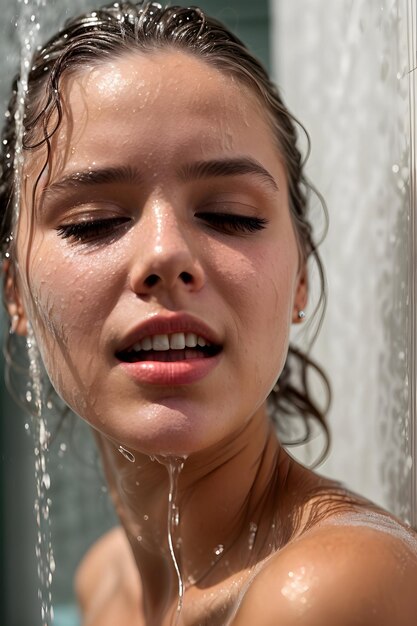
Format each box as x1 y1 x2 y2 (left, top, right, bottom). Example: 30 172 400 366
0 1 331 461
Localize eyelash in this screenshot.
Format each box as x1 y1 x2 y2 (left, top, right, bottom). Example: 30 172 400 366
56 212 268 243
56 217 130 242
196 212 268 234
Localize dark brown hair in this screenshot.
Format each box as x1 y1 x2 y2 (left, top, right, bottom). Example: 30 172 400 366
0 1 331 461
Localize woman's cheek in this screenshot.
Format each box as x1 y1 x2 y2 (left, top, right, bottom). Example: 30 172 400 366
21 246 104 404
216 244 293 392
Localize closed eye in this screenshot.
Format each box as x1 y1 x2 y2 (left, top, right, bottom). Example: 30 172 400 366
56 216 131 243
195 212 268 234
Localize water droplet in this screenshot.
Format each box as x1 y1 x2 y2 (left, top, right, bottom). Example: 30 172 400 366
137 535 142 542
248 522 258 550
172 504 180 526
42 473 50 489
214 544 224 556
39 420 48 447
143 514 149 521
118 445 135 462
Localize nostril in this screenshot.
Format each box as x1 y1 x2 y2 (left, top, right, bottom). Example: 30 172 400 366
141 271 195 289
144 274 160 288
180 271 193 284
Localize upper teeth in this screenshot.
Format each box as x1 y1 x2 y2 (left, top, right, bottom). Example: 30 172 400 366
130 332 210 352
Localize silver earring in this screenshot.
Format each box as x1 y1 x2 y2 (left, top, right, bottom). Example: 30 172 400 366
9 314 19 335
298 310 306 320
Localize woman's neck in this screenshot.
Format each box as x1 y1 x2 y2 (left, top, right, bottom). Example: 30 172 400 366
93 409 293 623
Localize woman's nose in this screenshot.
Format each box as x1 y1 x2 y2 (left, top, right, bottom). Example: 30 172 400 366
128 207 206 297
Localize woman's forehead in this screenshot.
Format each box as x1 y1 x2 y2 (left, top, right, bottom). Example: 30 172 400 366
61 49 263 125
38 49 281 184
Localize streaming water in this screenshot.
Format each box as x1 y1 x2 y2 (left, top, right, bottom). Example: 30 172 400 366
27 325 54 626
13 0 46 232
13 3 51 622
248 521 258 551
155 455 187 626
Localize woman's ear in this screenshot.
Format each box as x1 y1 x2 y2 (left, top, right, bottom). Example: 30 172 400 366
3 260 28 336
292 263 308 324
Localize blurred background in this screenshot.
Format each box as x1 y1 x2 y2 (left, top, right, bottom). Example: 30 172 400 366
0 0 416 624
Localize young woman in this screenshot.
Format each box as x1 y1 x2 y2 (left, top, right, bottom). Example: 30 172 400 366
1 2 417 625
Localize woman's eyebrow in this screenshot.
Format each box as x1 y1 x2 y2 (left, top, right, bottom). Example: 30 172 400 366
178 157 279 191
41 165 143 201
41 158 278 203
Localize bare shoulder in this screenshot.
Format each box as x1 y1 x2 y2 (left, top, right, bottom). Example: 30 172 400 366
75 526 141 626
232 511 417 626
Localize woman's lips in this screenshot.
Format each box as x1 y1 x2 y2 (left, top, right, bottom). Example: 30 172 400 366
117 349 222 385
114 313 223 383
115 313 222 354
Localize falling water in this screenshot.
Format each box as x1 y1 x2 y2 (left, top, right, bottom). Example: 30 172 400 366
407 0 417 531
247 522 258 551
13 0 45 231
275 0 416 524
157 455 186 626
12 1 51 623
27 324 54 626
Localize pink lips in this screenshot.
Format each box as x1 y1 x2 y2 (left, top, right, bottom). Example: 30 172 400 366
115 312 222 385
116 312 222 353
118 355 221 385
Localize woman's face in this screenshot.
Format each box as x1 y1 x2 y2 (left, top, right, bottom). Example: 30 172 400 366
16 50 305 456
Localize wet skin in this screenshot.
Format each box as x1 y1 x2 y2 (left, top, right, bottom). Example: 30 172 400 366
11 50 417 625
18 50 304 456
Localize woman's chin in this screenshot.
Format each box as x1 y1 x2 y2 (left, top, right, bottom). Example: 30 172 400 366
90 404 233 461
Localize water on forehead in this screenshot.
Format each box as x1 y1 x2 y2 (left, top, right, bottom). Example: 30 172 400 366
49 50 267 170
35 51 275 193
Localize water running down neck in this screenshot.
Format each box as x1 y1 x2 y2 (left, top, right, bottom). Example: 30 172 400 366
156 455 186 626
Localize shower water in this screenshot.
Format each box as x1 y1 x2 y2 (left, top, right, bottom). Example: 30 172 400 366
27 325 54 626
12 1 51 623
